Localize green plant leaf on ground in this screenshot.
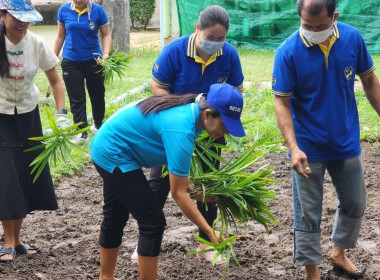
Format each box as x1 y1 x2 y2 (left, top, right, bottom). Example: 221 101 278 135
25 107 89 183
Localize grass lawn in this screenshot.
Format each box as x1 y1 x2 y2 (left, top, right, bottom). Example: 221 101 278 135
32 47 380 181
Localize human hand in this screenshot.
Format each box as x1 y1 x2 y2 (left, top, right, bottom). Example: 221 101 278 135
208 230 223 244
290 147 311 178
102 52 109 60
56 109 72 130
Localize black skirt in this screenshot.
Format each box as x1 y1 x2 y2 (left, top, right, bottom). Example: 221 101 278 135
0 106 58 220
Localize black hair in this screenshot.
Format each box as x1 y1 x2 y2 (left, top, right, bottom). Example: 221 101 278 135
296 0 335 18
0 10 10 77
197 5 230 31
137 93 219 117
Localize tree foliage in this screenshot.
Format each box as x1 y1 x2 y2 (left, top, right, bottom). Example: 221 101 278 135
130 0 155 30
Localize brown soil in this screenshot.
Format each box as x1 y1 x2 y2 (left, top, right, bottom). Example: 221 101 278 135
0 142 379 280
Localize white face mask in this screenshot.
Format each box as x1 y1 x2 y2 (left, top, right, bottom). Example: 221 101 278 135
301 25 332 44
199 39 225 55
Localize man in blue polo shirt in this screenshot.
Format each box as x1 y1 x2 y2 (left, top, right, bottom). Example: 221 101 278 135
272 0 380 279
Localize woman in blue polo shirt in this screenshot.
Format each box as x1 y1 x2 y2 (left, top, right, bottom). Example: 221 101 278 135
54 0 111 141
148 5 244 264
90 83 245 280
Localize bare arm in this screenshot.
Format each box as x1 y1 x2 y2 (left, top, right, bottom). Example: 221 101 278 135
361 71 380 116
100 25 112 60
45 67 65 111
169 173 219 244
150 79 170 96
274 96 311 178
53 24 66 57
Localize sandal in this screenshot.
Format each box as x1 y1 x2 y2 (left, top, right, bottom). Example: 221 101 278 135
0 247 16 262
15 244 39 255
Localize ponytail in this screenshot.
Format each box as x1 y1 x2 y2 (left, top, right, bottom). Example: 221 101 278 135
137 94 196 115
137 93 220 117
0 13 10 78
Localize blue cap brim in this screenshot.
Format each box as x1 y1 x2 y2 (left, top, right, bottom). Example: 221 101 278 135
220 114 245 137
8 9 43 22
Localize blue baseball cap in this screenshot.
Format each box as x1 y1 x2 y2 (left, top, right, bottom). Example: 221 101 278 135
206 83 245 137
0 0 42 22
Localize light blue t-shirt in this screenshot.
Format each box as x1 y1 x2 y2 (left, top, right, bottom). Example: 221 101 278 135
90 101 202 177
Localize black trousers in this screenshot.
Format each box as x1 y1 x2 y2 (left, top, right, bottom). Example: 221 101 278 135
149 136 224 241
95 164 166 257
61 59 105 130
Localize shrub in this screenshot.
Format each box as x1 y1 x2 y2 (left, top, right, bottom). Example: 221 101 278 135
130 0 156 30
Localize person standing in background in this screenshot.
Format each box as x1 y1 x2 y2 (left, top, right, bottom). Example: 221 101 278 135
54 0 111 141
0 0 66 262
143 4 244 265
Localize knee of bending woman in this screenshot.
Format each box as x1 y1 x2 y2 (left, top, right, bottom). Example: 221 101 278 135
137 225 166 257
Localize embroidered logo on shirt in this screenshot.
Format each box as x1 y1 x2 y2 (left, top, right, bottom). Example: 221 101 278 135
153 64 159 72
89 22 95 30
344 66 353 80
272 78 276 86
217 77 227 83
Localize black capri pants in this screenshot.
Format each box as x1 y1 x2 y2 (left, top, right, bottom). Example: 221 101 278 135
95 163 166 257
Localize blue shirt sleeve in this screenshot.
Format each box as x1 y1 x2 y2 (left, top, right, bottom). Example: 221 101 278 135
226 48 244 88
355 31 374 76
98 6 109 27
272 45 296 97
161 131 195 177
57 5 63 24
151 44 177 86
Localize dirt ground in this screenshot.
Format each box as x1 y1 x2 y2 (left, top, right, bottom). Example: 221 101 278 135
0 142 379 280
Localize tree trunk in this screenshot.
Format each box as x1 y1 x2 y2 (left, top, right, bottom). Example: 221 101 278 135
94 0 131 54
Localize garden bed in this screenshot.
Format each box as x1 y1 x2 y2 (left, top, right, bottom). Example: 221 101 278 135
0 142 379 280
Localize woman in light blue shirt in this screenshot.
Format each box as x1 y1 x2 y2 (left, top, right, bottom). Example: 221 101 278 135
90 83 245 280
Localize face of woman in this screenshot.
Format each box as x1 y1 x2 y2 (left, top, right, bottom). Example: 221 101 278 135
197 23 227 42
73 0 88 10
1 12 30 43
203 112 229 139
196 23 227 55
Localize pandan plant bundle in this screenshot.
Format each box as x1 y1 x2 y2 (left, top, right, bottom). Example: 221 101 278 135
189 133 280 234
25 108 89 183
95 50 133 85
188 133 280 279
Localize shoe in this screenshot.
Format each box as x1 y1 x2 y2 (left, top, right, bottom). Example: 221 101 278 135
71 132 88 144
196 247 226 266
15 244 39 255
90 124 98 134
332 261 366 278
131 247 138 263
0 247 16 263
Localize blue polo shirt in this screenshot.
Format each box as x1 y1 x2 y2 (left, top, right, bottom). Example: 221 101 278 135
152 33 244 94
57 3 109 61
272 22 375 161
90 101 202 177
